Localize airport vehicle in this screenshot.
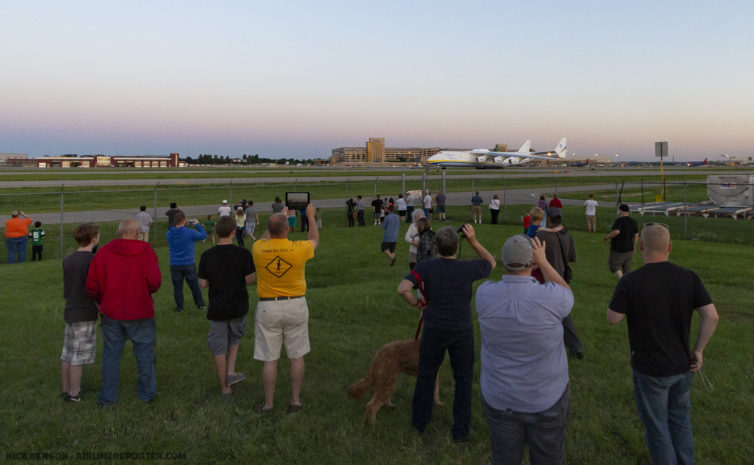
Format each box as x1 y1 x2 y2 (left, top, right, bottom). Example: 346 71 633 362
427 138 567 169
570 158 590 168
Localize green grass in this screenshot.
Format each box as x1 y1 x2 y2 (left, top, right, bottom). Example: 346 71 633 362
0 209 752 464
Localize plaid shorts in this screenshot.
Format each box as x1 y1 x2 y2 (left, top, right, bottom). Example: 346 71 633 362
60 321 97 365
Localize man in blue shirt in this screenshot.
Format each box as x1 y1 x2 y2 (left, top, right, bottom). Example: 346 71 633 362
398 224 495 442
380 205 401 266
166 212 207 312
476 234 573 465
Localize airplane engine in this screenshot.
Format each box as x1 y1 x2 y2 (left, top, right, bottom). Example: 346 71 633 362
476 155 487 163
494 156 504 164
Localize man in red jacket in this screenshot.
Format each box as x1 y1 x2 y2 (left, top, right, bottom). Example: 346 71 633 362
86 218 161 406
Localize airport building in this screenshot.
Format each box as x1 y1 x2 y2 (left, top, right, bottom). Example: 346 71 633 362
0 153 30 165
35 153 183 168
331 138 470 164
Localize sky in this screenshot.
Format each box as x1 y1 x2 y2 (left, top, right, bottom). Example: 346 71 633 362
2 1 753 161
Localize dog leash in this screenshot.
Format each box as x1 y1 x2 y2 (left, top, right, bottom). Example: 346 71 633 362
411 270 428 339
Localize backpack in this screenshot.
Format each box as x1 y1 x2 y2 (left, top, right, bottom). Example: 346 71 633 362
416 230 438 262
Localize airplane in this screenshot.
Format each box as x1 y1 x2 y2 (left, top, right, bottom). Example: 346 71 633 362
427 138 567 169
686 158 708 167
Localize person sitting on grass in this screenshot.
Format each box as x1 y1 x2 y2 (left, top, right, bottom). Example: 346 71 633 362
60 222 100 402
198 216 256 398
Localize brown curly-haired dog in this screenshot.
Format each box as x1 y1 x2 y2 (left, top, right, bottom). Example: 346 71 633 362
347 337 441 423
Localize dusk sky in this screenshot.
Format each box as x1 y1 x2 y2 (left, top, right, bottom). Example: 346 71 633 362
2 1 753 161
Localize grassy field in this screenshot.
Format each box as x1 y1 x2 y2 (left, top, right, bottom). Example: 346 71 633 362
0 206 752 464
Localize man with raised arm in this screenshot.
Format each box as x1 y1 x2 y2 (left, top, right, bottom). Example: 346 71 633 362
397 224 495 442
251 203 318 414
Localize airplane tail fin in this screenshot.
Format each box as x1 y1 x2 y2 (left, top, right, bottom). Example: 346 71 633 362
554 137 567 158
517 140 532 153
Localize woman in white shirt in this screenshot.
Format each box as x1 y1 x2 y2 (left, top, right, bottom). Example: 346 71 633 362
489 194 501 224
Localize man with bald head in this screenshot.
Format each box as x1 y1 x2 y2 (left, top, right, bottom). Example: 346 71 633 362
607 223 719 465
251 203 318 413
86 218 162 406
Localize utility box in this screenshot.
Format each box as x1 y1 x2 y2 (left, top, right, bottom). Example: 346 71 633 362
707 175 754 207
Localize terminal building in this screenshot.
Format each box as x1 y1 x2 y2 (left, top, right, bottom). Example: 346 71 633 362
331 138 470 164
35 153 183 168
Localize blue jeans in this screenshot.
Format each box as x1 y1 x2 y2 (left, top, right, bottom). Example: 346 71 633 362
633 370 695 465
99 315 157 405
170 264 205 310
481 387 570 465
6 236 27 264
412 326 474 440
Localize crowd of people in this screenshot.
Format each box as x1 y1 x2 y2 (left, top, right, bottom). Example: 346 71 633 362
3 188 721 464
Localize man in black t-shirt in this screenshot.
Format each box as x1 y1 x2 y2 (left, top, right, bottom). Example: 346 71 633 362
397 225 495 442
165 202 182 228
604 204 638 278
607 223 719 465
198 216 256 398
371 195 384 225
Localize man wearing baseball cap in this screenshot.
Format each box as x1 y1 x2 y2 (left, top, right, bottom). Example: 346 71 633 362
604 204 639 278
218 200 232 217
475 235 574 464
5 210 34 264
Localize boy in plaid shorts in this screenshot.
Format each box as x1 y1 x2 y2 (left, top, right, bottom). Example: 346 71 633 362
60 222 100 402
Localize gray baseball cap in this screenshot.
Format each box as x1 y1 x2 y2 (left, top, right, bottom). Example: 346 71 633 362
502 234 533 271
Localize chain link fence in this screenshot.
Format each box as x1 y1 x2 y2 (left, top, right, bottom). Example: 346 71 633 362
2 175 753 261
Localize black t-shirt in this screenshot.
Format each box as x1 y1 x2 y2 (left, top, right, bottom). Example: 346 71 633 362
198 244 255 321
609 262 712 377
405 258 492 331
610 216 638 252
371 198 383 213
63 251 98 323
165 208 182 227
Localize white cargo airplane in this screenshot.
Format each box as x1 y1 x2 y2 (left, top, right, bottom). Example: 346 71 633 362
427 137 567 168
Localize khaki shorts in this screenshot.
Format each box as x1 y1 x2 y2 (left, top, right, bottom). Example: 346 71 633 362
586 215 596 228
254 298 310 361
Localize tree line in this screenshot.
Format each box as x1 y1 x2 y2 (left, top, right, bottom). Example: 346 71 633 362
184 154 316 165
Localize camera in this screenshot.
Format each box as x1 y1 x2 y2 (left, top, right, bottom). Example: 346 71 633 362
286 192 310 211
457 223 469 237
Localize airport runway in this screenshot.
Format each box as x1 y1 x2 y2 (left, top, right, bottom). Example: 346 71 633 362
13 184 619 225
0 168 738 189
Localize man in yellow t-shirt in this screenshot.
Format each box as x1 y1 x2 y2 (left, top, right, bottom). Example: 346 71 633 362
251 203 318 414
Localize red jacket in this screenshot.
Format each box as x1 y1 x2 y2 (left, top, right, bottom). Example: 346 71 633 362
86 238 161 321
549 197 563 208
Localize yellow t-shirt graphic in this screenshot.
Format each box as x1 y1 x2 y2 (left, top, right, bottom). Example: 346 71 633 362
252 238 314 298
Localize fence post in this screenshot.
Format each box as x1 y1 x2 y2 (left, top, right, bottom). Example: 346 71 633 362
683 179 688 239
422 173 426 193
345 177 349 197
472 175 475 194
442 170 446 193
640 178 644 207
229 179 233 203
503 179 507 221
153 183 158 245
374 177 378 197
401 173 405 195
59 184 64 258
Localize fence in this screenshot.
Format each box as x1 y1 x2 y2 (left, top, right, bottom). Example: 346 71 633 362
2 175 753 261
